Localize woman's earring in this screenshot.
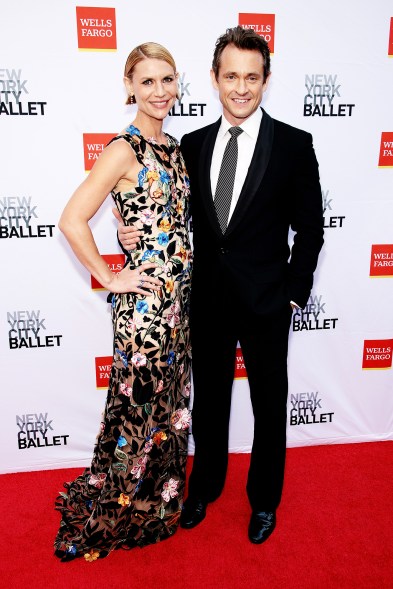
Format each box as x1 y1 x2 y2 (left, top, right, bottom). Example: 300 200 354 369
129 94 135 104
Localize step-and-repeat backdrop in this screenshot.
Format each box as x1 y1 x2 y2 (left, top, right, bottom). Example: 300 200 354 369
1 1 392 473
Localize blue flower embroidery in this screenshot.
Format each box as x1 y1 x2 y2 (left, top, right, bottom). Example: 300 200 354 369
115 348 128 368
67 545 77 555
126 124 141 136
159 170 171 184
167 351 175 365
157 232 169 246
141 249 161 261
136 300 149 314
134 478 143 494
111 294 116 308
117 436 127 447
138 167 148 187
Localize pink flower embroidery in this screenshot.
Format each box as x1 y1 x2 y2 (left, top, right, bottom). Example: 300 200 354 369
119 383 132 397
127 317 142 332
167 301 181 328
131 352 147 367
88 473 107 489
183 382 191 397
161 478 179 502
140 211 156 226
144 439 154 453
131 455 148 479
155 380 164 393
171 408 192 430
145 157 158 171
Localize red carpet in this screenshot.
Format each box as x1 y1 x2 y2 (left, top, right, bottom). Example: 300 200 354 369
1 441 392 588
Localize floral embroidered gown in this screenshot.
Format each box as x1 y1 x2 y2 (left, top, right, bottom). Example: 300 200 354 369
54 125 192 561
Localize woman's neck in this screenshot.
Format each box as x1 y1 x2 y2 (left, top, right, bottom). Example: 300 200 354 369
131 113 166 144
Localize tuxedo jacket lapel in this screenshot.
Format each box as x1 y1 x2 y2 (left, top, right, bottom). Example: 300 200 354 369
198 117 222 236
196 109 274 238
226 109 274 236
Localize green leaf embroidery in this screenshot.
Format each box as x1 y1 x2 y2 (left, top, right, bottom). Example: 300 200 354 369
114 447 128 460
112 462 127 472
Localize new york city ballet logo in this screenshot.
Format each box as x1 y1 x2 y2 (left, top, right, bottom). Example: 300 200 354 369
0 68 47 116
234 347 247 379
0 195 55 239
289 392 334 426
362 339 393 370
76 6 117 51
323 188 345 230
292 294 338 333
7 309 63 350
303 74 355 117
16 412 69 450
95 356 112 388
169 72 207 118
83 133 116 172
370 244 393 277
91 254 126 290
388 17 393 56
238 13 275 53
378 132 393 167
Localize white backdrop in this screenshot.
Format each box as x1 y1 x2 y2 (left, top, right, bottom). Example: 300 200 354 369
1 0 392 473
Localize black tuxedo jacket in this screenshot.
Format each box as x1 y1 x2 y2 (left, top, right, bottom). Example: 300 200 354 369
180 108 324 315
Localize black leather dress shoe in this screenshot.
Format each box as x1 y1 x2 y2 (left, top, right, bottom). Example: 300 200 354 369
180 497 207 529
248 510 276 544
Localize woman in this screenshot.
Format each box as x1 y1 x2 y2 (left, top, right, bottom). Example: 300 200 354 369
54 42 192 561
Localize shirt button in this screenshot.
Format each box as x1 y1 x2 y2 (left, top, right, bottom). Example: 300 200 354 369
220 247 228 254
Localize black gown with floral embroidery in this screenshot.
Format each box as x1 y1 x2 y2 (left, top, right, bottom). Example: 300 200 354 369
54 125 192 561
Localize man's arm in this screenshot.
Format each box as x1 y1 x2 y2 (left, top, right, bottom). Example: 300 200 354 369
288 132 324 308
113 207 141 251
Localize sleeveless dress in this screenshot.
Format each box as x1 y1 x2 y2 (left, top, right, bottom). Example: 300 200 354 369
54 125 192 561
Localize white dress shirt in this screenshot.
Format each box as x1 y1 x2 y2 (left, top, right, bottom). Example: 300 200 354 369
210 107 262 223
210 108 300 310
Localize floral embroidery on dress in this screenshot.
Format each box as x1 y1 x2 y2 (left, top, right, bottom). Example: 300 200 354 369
54 127 192 561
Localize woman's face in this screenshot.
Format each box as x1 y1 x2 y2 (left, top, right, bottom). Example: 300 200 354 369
126 58 178 121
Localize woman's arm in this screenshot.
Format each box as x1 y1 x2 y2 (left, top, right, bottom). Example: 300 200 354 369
59 140 161 295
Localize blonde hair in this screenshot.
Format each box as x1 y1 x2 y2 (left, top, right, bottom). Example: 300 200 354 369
124 42 178 105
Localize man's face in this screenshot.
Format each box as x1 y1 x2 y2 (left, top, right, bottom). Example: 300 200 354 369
211 44 270 126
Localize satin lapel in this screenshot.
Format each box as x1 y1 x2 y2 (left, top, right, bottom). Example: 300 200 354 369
198 118 222 236
226 109 274 237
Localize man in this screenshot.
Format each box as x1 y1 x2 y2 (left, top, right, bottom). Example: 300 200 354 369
117 26 324 544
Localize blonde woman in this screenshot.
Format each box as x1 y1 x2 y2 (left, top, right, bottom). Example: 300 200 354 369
54 42 192 561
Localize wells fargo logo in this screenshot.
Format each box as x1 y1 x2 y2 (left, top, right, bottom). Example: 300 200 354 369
378 132 393 167
388 17 393 57
95 356 113 388
370 244 393 277
234 347 247 379
83 133 116 172
76 7 117 51
91 254 126 290
362 339 393 370
238 13 275 53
